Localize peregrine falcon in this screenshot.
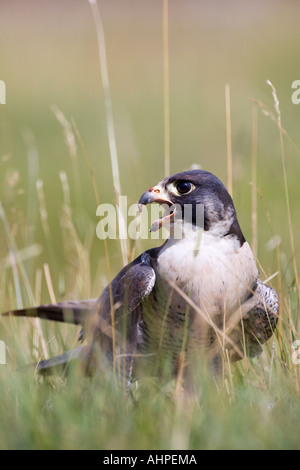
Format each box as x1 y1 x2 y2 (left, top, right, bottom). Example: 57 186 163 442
3 170 279 380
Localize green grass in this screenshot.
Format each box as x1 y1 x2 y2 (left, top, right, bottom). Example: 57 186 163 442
0 0 300 450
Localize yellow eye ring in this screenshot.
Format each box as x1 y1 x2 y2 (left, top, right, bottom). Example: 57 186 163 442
168 181 195 196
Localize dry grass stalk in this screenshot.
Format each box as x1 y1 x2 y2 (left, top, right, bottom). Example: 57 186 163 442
251 105 258 260
89 0 128 267
163 0 170 177
225 83 233 197
266 80 299 290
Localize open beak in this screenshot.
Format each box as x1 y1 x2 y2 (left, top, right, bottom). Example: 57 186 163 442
138 185 176 232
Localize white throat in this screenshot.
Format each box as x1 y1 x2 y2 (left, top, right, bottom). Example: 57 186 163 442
157 226 258 316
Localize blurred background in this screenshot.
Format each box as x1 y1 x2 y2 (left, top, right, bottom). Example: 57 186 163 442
0 0 300 305
1 0 300 451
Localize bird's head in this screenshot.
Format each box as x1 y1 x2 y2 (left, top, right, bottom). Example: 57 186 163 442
138 169 245 245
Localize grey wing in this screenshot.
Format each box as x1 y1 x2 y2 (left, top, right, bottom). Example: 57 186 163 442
85 251 156 361
108 252 156 314
230 279 279 361
243 279 279 357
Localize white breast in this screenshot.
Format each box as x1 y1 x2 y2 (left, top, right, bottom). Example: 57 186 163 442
157 229 258 317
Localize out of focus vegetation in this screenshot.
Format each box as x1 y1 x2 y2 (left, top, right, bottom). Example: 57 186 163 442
0 0 300 450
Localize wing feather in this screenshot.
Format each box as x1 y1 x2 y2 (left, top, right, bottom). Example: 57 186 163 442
3 299 97 325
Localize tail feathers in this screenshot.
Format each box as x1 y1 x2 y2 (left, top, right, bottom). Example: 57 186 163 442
3 299 97 325
36 346 86 375
35 345 107 376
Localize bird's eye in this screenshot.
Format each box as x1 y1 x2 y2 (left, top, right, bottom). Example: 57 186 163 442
176 181 193 195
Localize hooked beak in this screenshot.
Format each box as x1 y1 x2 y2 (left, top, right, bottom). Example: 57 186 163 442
138 185 176 232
